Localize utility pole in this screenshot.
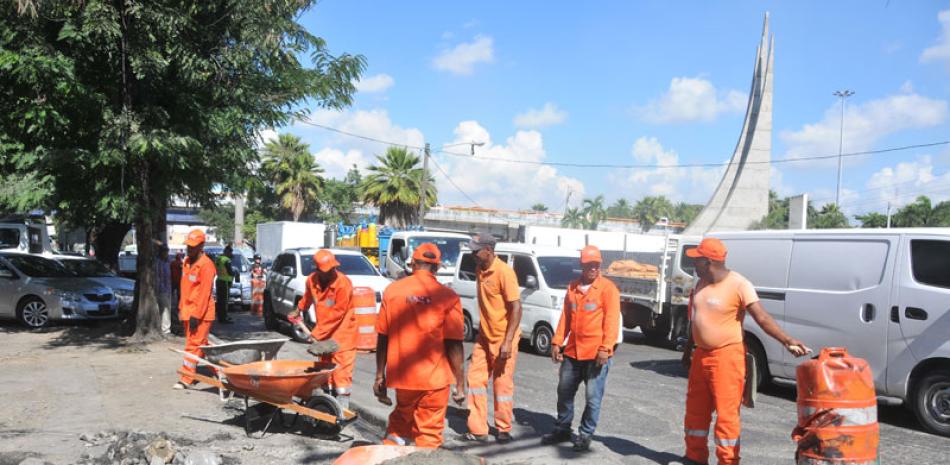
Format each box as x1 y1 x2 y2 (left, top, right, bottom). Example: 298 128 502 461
834 89 855 207
418 142 430 225
886 202 892 228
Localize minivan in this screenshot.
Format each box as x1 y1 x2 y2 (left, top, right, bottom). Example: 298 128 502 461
449 243 622 356
709 228 950 436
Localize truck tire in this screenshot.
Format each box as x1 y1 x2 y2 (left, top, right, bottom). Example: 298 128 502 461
912 370 950 437
745 335 769 391
263 293 278 331
642 312 672 347
532 324 554 356
463 312 475 342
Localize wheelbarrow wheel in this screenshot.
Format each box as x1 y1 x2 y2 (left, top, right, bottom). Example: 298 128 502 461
302 393 343 436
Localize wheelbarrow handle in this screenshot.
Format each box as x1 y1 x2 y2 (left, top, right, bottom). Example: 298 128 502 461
168 347 226 371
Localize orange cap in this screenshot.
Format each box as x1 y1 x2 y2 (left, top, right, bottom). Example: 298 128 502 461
686 238 728 262
412 242 442 265
313 249 340 272
184 229 206 247
580 245 602 264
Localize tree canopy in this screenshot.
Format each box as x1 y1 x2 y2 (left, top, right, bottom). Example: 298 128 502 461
361 147 435 227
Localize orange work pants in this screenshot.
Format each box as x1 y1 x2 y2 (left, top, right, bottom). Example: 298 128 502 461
382 387 450 448
180 319 214 384
466 337 518 435
330 348 356 395
684 343 745 465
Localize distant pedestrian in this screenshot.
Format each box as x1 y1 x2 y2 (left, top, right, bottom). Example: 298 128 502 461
463 231 522 444
375 243 466 448
174 229 216 389
155 244 173 335
215 245 235 324
680 238 811 465
250 254 265 317
543 245 621 452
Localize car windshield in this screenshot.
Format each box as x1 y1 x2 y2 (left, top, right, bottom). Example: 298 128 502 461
537 256 581 290
4 255 72 278
205 249 250 273
302 254 379 276
407 237 467 268
60 259 115 277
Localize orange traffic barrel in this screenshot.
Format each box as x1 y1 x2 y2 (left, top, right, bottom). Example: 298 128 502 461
353 286 377 351
793 347 879 464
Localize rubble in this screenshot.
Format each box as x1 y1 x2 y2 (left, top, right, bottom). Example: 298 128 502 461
76 431 232 465
378 449 483 465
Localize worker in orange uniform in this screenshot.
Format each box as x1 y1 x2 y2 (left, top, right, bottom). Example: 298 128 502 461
289 249 357 408
680 238 811 465
374 243 466 448
174 229 217 389
462 231 522 444
543 245 620 452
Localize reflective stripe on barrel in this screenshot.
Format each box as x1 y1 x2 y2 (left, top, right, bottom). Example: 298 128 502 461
352 286 377 351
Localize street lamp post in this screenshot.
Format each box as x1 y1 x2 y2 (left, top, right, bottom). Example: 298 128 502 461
833 89 855 207
418 141 485 224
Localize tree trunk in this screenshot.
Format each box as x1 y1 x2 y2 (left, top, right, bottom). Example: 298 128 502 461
131 159 163 342
91 222 132 270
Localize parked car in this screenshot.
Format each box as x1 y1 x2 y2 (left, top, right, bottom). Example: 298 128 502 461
0 252 119 328
204 246 252 310
264 248 392 342
710 228 950 437
449 243 623 355
53 255 136 314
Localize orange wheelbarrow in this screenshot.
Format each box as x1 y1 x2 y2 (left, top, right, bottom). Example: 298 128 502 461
174 350 358 437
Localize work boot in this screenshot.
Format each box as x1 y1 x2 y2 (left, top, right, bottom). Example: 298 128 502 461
541 429 572 445
572 434 592 452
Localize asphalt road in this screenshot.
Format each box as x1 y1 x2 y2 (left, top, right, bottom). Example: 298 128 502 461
222 314 950 464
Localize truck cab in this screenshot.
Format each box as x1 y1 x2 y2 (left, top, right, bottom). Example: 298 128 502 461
382 231 470 284
0 222 53 255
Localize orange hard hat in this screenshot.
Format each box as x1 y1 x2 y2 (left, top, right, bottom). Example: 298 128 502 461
412 242 441 265
580 245 602 264
686 238 727 262
313 249 341 272
184 229 206 247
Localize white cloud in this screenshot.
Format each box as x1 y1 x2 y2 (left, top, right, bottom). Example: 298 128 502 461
637 77 746 124
434 121 584 210
432 35 494 75
779 92 947 163
859 155 950 213
292 109 425 179
354 74 394 93
921 10 950 69
513 103 568 128
609 137 726 203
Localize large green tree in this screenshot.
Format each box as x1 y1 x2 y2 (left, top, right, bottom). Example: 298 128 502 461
561 207 585 229
854 211 889 228
606 198 633 219
581 195 607 229
320 165 362 224
892 195 950 227
811 203 850 229
633 196 673 232
1 1 364 339
361 147 435 227
261 134 324 221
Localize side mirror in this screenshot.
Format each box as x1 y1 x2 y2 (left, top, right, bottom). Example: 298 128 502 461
0 269 14 279
280 266 294 277
525 275 539 290
399 248 409 262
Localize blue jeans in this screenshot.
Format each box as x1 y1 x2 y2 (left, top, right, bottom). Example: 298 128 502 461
554 355 612 437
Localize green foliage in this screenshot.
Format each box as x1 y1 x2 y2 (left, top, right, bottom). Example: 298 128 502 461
633 196 673 232
811 203 849 229
261 134 324 221
672 202 703 225
581 195 607 229
606 198 632 219
361 147 435 227
561 207 586 229
854 212 888 228
892 196 950 227
320 165 362 223
530 203 548 212
199 205 236 244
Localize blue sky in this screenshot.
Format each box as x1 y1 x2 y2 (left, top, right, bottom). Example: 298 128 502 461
276 1 950 218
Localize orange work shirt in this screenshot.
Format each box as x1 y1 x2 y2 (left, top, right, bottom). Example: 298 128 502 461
553 275 621 360
476 256 521 344
298 272 357 351
690 271 759 350
179 254 216 321
376 269 465 390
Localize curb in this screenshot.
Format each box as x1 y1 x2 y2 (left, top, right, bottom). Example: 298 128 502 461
349 398 389 432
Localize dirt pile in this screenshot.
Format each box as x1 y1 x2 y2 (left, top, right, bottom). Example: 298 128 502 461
605 259 659 279
76 431 234 465
379 449 483 465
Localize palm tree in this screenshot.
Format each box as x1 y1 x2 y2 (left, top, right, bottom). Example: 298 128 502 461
811 203 849 229
893 195 950 227
632 196 673 232
530 203 548 213
854 212 888 228
582 195 607 229
607 198 633 219
261 134 324 221
561 208 585 229
361 147 436 227
672 202 702 225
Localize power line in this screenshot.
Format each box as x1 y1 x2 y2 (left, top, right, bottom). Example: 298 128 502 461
297 117 949 170
427 154 482 208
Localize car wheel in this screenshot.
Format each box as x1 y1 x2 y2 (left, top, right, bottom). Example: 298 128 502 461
532 324 554 356
17 297 50 329
463 312 475 342
263 293 278 331
745 336 769 391
913 371 950 437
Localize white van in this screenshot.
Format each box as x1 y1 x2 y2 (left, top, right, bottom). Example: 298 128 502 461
0 222 53 255
449 243 623 356
709 228 950 436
